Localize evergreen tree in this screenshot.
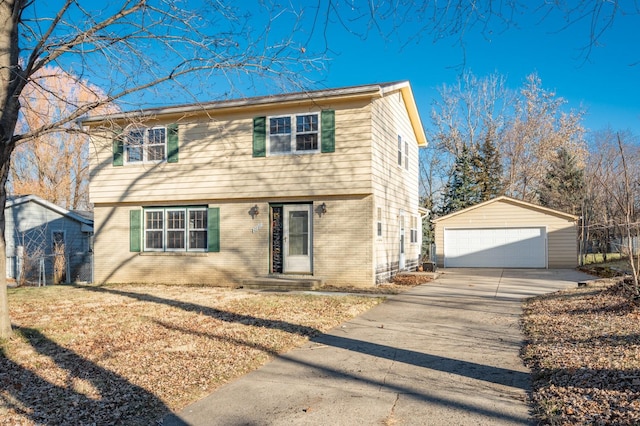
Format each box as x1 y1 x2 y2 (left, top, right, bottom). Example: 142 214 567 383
441 144 478 214
538 147 585 215
474 132 504 202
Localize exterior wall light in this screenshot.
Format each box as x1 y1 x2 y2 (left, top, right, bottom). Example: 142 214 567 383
320 202 327 214
249 204 260 218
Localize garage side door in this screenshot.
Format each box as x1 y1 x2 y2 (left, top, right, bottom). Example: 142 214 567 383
444 227 546 268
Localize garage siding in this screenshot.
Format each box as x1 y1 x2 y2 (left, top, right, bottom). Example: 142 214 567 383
434 198 578 268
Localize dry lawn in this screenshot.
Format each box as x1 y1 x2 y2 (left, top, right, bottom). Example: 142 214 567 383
522 278 640 425
0 284 383 425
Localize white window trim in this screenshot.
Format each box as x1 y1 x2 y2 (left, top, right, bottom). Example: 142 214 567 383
124 125 167 164
397 135 403 167
267 113 321 156
405 140 409 171
376 207 383 239
143 206 207 252
410 215 419 244
165 208 187 252
144 208 165 252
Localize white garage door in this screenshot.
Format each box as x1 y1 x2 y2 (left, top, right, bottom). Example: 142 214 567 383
444 227 547 268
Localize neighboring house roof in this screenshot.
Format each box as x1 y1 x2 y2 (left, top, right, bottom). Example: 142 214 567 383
432 195 579 223
7 195 94 228
71 210 94 222
80 81 428 147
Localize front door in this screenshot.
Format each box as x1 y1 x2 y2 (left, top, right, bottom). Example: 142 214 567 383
283 204 312 273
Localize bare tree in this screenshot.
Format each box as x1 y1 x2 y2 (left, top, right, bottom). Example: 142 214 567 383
428 71 586 208
9 66 111 210
430 71 509 159
588 130 640 292
311 1 638 67
501 73 587 202
614 133 640 293
0 0 325 338
427 71 510 211
584 129 622 261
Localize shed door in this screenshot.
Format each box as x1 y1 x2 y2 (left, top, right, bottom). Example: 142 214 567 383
444 227 546 268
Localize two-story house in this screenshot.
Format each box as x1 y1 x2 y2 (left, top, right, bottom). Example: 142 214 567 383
83 81 427 288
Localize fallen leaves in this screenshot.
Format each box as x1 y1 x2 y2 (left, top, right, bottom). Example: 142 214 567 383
391 273 434 286
522 279 640 425
1 284 381 424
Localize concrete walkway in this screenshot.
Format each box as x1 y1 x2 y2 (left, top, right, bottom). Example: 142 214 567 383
163 268 596 426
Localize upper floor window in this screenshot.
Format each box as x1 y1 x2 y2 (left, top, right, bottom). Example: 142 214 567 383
253 110 334 157
397 135 403 166
113 124 178 167
125 126 166 163
268 113 319 154
405 140 409 170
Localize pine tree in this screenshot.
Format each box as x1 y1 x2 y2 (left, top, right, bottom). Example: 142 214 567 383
441 144 478 214
474 133 504 202
538 147 585 215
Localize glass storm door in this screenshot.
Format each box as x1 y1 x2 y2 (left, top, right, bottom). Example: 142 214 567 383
283 204 312 273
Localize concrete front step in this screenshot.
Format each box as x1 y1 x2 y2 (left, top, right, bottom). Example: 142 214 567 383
241 275 325 291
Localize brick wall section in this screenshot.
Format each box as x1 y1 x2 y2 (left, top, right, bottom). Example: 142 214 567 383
94 202 268 286
94 196 375 287
313 196 374 288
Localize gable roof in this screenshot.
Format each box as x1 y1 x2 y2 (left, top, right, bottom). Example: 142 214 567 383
80 81 427 147
432 195 579 223
7 195 94 227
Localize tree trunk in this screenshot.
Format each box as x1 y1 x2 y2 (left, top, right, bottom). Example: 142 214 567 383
0 0 24 339
0 146 15 338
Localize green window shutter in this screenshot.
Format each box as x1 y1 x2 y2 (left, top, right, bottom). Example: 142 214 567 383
321 110 335 153
113 131 124 166
253 116 266 157
167 123 179 163
130 210 141 252
207 207 220 252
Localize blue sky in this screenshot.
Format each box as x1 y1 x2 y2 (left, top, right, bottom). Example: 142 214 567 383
304 4 640 137
39 2 635 136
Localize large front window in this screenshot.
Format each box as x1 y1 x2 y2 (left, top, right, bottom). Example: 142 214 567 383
125 126 166 163
269 113 319 154
144 207 207 251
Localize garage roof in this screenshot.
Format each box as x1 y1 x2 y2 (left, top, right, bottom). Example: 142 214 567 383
432 196 579 223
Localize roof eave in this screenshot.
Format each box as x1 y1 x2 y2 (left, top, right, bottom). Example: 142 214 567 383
432 196 579 223
380 82 428 147
80 84 385 126
6 195 94 226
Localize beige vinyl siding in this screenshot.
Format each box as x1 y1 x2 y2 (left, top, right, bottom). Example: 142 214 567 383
370 91 421 279
89 100 374 205
434 199 577 268
89 83 425 288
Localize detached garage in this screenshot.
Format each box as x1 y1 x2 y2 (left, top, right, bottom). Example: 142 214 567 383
433 196 578 269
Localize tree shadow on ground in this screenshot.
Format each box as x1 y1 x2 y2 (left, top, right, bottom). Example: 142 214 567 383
0 327 169 425
85 285 532 425
82 285 320 337
159 319 532 426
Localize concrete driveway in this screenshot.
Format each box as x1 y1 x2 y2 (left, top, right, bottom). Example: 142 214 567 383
163 268 596 426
